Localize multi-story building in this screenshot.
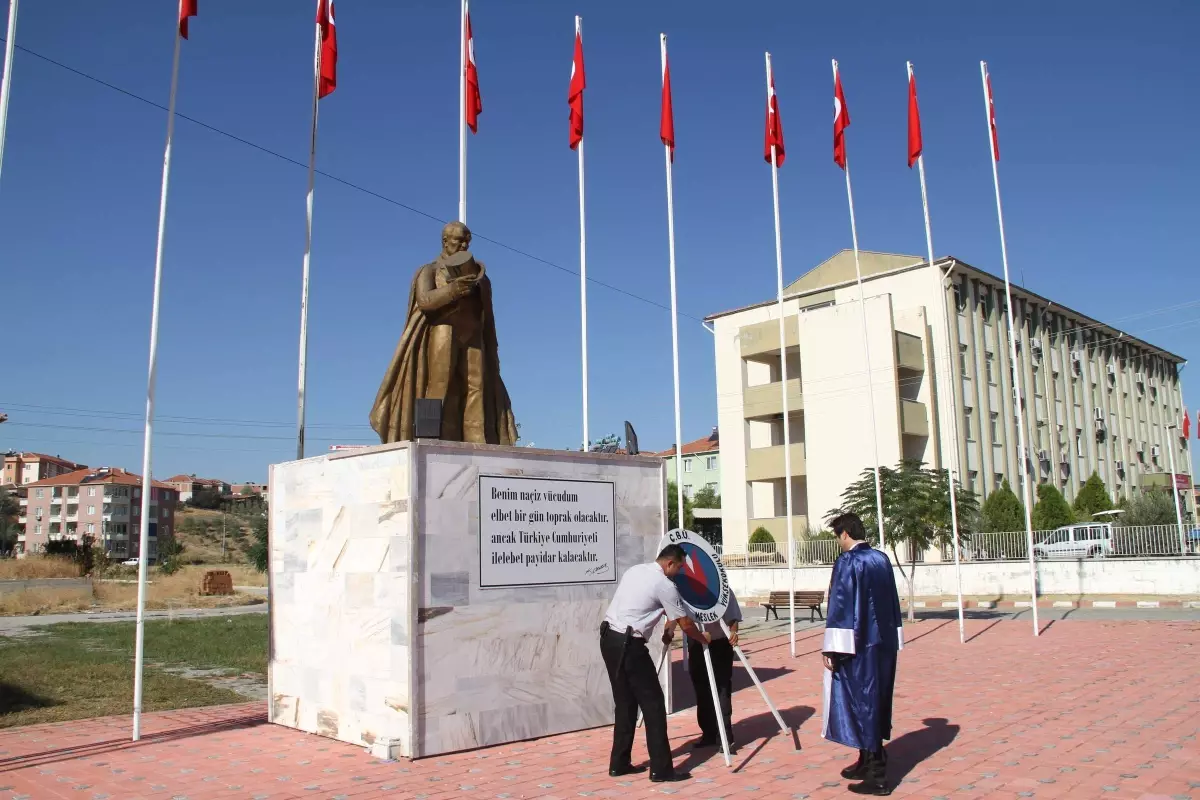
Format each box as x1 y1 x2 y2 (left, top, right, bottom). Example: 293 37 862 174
2 451 86 488
659 429 721 500
163 474 231 503
18 467 179 559
709 250 1194 551
230 482 268 496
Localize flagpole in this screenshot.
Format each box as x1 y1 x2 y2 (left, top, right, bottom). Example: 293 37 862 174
662 33 684 540
1167 425 1186 555
980 61 1039 637
133 17 183 743
458 0 467 224
296 20 322 462
576 16 589 452
0 0 19 188
834 59 886 552
765 52 796 658
909 61 965 644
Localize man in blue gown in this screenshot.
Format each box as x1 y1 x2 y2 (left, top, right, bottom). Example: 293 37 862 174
821 512 903 796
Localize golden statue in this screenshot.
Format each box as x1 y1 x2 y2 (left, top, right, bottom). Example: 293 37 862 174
370 222 518 445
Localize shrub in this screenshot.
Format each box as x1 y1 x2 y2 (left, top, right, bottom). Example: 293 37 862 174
749 527 775 546
1032 484 1074 530
1073 472 1114 521
979 480 1026 533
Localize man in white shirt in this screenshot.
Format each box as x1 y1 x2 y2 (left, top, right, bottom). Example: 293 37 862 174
601 544 709 783
684 590 742 750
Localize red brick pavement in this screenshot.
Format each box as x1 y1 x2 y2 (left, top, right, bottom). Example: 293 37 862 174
1 619 1197 799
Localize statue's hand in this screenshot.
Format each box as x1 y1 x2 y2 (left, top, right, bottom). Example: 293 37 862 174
449 278 474 299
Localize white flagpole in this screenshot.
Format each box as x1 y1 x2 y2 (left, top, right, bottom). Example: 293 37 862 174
295 18 322 462
458 0 467 224
834 59 886 551
1167 425 1186 554
577 16 589 452
765 52 797 658
662 34 684 534
910 61 965 644
133 13 184 742
980 61 1039 637
0 0 18 188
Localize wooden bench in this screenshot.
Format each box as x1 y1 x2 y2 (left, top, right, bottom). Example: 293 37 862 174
763 590 825 622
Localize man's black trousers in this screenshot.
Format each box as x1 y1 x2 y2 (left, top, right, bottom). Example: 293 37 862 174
687 637 734 742
599 624 672 775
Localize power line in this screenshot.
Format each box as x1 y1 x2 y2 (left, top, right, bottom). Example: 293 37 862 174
0 36 701 322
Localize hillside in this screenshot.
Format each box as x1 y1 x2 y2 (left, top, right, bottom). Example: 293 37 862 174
174 507 258 565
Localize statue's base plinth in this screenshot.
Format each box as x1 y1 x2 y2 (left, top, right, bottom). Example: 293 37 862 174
267 441 666 759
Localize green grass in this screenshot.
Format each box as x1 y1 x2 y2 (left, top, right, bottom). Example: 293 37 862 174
0 614 267 728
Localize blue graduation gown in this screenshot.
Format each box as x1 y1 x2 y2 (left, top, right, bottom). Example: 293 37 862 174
821 542 903 752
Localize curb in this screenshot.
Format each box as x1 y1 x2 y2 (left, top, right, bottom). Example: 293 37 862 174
894 599 1192 609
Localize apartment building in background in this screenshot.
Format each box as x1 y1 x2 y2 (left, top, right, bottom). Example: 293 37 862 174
18 467 179 559
660 429 721 499
3 451 86 488
164 474 232 503
709 250 1194 552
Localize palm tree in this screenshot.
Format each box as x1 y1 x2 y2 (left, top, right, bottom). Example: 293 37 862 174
828 459 979 621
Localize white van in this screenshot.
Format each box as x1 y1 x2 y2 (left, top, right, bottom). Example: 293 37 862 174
1032 523 1114 560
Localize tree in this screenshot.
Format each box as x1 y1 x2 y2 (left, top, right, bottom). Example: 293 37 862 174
979 480 1026 533
692 485 721 509
248 514 269 572
1122 491 1177 527
1032 484 1074 530
239 484 256 496
0 487 20 556
188 488 223 510
666 481 694 530
828 460 979 621
1073 472 1114 521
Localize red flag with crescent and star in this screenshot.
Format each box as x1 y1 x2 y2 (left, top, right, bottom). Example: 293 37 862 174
986 70 999 161
316 0 337 99
568 29 585 150
178 0 197 40
833 65 850 169
660 54 675 161
1184 408 1192 440
465 7 482 133
907 68 923 168
764 62 785 166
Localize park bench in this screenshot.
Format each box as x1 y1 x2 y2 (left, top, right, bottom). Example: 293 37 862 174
763 590 825 622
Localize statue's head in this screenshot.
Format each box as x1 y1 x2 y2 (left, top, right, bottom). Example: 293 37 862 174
441 221 471 256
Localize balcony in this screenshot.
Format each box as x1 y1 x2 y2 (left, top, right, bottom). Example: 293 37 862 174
895 332 925 372
746 443 807 481
901 399 929 437
738 318 799 359
743 378 803 419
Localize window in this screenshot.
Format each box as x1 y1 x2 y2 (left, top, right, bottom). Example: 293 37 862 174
990 412 1000 442
682 485 694 499
985 353 996 384
959 345 969 376
86 523 94 534
994 473 1004 490
968 470 979 491
160 507 168 519
964 408 974 440
87 505 95 515
1075 429 1084 457
705 456 717 470
683 460 693 473
35 488 44 499
35 524 42 534
88 487 96 497
705 482 717 493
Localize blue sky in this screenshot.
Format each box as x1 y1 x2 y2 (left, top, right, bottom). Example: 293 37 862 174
1 1 1197 483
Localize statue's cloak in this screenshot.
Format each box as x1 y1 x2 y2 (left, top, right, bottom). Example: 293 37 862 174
369 262 518 445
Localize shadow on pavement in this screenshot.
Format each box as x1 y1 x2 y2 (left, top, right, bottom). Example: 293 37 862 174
670 705 815 774
886 717 960 782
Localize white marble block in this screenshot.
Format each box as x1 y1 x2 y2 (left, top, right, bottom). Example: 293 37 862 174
268 441 667 759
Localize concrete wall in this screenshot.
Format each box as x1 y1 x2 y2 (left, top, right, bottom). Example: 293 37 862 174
726 559 1200 599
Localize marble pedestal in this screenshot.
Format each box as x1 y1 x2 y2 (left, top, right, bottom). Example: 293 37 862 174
267 441 668 759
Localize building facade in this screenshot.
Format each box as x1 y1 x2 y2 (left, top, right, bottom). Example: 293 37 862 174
164 475 231 503
709 251 1194 552
660 429 721 499
18 467 179 559
3 452 85 488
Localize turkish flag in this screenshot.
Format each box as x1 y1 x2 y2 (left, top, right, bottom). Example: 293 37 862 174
568 31 585 150
1185 409 1192 440
178 0 197 40
660 56 675 161
907 70 923 168
465 9 482 133
833 67 850 169
764 66 785 166
316 0 337 99
986 72 999 161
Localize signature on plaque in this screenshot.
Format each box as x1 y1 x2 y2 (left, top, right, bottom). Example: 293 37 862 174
585 562 610 577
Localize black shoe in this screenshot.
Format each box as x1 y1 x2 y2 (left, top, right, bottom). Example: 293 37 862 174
841 752 868 780
649 771 691 783
690 736 717 750
847 779 891 796
608 764 647 777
